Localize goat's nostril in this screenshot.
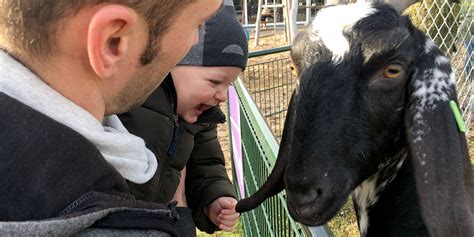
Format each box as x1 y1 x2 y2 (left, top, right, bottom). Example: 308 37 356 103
295 187 323 205
311 187 324 199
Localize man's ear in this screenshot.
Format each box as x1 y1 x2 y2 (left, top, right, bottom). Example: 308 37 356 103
87 5 137 79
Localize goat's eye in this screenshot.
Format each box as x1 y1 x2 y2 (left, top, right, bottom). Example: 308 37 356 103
383 64 403 78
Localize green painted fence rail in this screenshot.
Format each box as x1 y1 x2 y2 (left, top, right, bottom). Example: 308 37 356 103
229 78 333 237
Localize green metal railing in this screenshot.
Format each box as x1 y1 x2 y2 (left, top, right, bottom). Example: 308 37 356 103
230 78 333 237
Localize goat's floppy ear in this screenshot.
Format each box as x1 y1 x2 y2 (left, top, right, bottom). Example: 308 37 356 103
405 39 473 236
235 90 298 213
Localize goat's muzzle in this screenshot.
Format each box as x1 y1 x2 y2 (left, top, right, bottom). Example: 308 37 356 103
284 173 352 226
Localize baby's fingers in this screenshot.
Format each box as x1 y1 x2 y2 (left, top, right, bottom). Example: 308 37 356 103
218 212 240 221
218 224 234 232
218 220 237 232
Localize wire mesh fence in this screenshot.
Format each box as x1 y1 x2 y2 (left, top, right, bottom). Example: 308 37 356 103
240 57 298 142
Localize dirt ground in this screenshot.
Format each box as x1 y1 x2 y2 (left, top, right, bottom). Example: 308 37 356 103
216 28 474 237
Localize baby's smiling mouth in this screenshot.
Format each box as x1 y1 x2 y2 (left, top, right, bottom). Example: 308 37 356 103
195 104 214 114
194 103 217 116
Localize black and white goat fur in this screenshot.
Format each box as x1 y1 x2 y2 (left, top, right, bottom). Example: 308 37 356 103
236 2 473 236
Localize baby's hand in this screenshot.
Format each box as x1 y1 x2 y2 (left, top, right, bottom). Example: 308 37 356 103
207 197 240 232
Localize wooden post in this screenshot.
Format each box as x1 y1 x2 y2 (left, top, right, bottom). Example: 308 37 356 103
306 0 312 25
289 0 298 42
242 0 248 25
283 0 292 44
254 0 264 47
272 2 277 38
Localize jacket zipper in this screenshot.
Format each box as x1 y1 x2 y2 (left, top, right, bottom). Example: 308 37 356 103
152 80 180 201
167 114 180 159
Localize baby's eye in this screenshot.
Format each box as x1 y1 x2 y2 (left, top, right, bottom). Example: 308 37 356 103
208 80 221 87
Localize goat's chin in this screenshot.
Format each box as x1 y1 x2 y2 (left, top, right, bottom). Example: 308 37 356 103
286 189 352 226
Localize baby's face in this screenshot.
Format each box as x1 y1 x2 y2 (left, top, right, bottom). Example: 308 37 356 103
172 65 242 123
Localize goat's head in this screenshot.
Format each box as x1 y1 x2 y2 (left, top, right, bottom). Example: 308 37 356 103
237 2 473 236
285 2 423 222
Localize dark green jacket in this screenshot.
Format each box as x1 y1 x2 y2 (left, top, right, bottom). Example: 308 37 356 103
119 74 236 233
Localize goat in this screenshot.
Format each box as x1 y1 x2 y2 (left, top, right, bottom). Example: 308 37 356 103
236 2 474 236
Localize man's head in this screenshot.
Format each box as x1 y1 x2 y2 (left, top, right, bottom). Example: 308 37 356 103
0 0 222 117
171 0 248 123
1 1 189 63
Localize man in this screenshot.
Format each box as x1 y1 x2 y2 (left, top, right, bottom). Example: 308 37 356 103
0 0 222 235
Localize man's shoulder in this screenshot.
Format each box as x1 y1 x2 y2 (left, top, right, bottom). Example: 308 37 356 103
0 92 98 154
0 92 129 221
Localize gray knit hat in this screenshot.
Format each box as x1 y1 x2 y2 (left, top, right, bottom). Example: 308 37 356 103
178 0 248 70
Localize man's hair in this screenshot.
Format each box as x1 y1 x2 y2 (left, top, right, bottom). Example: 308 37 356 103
0 0 192 64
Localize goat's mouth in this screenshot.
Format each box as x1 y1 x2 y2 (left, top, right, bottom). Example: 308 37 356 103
285 184 353 226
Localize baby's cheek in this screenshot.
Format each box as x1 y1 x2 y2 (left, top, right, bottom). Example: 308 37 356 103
197 95 215 105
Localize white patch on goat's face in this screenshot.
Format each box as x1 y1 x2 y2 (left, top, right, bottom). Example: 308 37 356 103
310 3 376 62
